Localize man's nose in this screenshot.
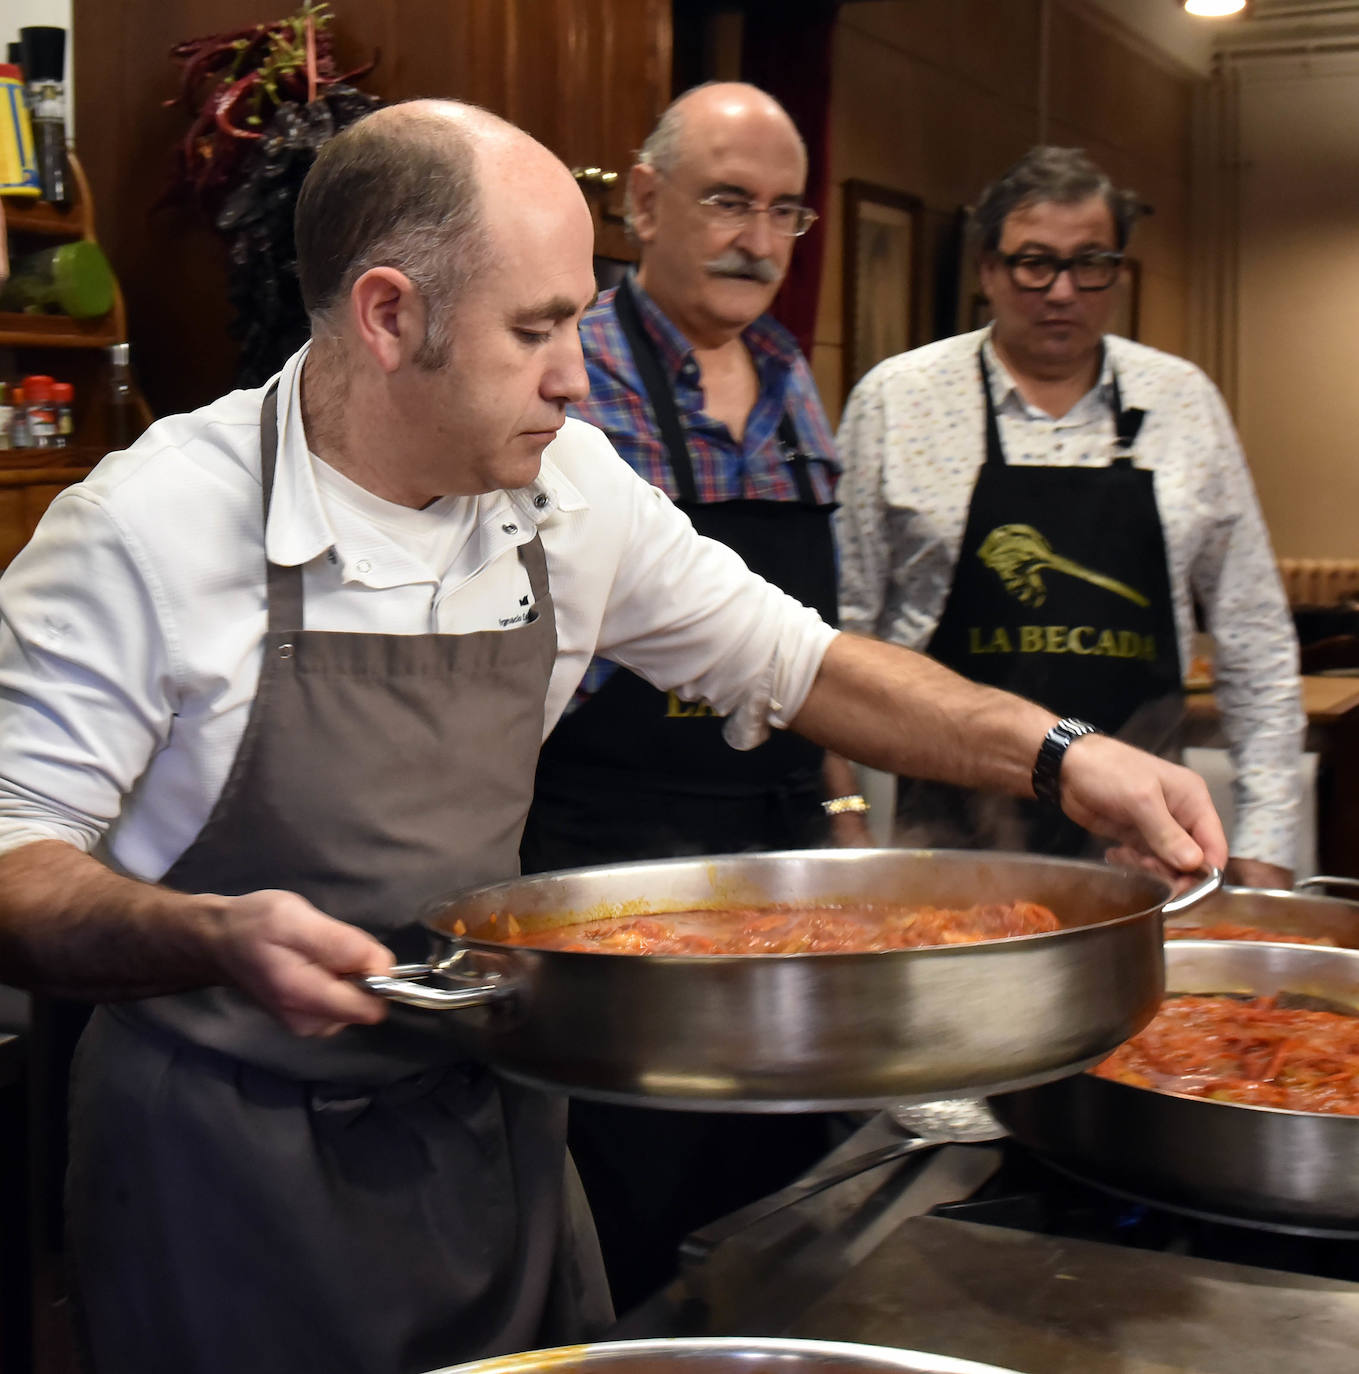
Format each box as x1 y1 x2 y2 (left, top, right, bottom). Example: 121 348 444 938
1044 267 1079 303
735 207 778 260
548 333 590 404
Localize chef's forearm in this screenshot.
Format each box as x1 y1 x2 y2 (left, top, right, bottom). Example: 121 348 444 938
0 839 228 998
791 634 1055 797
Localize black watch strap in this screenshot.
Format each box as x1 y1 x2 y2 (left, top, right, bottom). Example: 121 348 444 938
1032 718 1102 809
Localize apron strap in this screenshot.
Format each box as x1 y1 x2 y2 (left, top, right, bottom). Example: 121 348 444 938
1108 371 1146 455
520 529 550 602
979 349 1007 469
259 382 305 637
777 412 818 506
614 274 700 504
614 273 821 509
979 341 1148 467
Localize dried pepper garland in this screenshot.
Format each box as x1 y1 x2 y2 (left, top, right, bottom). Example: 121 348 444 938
163 3 381 385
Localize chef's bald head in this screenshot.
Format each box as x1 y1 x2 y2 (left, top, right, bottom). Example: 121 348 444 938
296 100 521 368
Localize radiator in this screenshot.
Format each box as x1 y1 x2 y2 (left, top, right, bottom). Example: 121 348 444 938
1278 558 1359 606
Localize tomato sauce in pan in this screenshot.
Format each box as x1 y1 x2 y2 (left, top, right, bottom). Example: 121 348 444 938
1166 923 1338 946
1094 994 1359 1115
484 899 1062 955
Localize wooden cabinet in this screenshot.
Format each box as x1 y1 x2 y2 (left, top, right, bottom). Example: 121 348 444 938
0 155 151 566
419 0 671 259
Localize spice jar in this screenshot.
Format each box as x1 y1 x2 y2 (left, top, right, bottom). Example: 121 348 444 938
51 380 73 445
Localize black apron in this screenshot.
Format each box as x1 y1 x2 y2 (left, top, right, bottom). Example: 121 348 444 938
901 345 1184 855
520 273 840 871
66 383 611 1374
520 277 842 1313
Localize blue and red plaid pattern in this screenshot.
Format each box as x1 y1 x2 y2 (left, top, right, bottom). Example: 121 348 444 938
569 277 840 504
569 275 840 703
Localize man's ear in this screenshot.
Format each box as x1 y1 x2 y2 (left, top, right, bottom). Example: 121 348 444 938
349 267 425 373
976 252 1000 305
628 164 661 245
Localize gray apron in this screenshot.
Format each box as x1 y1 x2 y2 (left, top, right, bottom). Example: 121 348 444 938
66 385 610 1374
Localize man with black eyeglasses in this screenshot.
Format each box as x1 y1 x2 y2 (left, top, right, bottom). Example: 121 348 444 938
519 81 862 1311
836 146 1303 890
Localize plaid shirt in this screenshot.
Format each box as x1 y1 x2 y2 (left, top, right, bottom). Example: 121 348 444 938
571 276 840 502
570 274 840 700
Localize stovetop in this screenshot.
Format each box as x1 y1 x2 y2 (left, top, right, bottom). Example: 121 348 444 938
611 1112 1359 1373
934 1139 1359 1283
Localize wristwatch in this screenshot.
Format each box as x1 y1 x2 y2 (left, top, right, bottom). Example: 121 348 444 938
1031 718 1102 809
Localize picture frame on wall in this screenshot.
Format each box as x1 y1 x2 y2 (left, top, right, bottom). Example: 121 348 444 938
842 180 923 397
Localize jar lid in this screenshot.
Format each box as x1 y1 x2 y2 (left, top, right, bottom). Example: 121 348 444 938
51 382 73 402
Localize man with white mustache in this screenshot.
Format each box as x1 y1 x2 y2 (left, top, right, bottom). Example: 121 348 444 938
519 81 858 1309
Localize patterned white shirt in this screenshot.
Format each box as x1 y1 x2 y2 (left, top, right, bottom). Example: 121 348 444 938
834 325 1304 869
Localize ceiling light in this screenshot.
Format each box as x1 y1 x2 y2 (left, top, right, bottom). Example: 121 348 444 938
1181 0 1248 16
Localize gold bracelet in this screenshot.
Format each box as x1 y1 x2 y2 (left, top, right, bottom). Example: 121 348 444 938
822 794 870 816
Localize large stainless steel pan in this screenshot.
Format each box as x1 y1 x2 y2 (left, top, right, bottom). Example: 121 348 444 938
434 1335 1023 1374
1164 875 1359 946
361 850 1218 1111
991 938 1359 1236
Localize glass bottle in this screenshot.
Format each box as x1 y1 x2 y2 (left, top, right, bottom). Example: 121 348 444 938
107 343 136 449
9 386 31 448
52 380 73 445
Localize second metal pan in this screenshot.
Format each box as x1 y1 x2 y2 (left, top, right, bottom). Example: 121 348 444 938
991 938 1359 1236
1163 877 1359 947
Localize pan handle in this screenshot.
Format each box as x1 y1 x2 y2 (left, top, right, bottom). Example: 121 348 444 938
679 1136 936 1267
356 960 518 1010
1296 875 1359 899
1161 865 1223 916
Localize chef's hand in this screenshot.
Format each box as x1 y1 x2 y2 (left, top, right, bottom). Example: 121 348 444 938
210 890 394 1037
1058 734 1228 879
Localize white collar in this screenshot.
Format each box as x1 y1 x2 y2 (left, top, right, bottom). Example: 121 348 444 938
261 343 589 569
980 326 1117 416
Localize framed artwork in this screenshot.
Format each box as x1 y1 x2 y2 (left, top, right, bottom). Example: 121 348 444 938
842 180 923 397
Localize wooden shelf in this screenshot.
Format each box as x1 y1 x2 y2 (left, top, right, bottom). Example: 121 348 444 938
0 311 119 349
0 153 147 569
1 155 118 350
1 195 87 240
0 447 102 476
2 155 95 241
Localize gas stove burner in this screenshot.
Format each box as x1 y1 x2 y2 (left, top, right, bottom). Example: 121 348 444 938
931 1141 1359 1283
1031 1151 1359 1241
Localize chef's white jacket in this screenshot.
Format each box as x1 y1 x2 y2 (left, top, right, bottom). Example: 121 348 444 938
0 346 836 881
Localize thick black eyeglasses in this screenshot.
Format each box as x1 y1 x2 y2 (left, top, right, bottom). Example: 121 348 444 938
997 249 1124 292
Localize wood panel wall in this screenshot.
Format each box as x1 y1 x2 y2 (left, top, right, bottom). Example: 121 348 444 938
811 0 1203 420
72 0 670 419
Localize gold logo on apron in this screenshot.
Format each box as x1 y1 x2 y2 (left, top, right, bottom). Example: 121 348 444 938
968 626 1157 659
665 691 715 718
977 525 1150 608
